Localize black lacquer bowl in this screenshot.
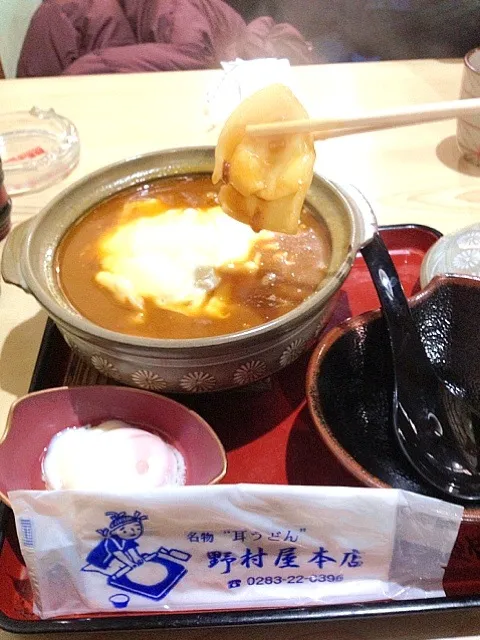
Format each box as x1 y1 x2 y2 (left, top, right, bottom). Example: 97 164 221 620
307 274 480 522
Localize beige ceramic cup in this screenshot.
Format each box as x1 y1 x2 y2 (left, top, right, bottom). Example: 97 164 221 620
457 47 480 165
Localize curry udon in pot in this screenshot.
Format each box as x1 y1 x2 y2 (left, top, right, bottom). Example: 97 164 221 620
55 175 332 340
2 146 376 393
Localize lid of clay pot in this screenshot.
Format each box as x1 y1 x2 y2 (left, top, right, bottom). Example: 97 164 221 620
421 222 480 287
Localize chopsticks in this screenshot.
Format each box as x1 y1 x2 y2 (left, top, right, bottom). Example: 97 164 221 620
245 97 480 140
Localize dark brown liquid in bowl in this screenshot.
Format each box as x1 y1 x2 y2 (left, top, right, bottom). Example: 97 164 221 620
55 175 332 339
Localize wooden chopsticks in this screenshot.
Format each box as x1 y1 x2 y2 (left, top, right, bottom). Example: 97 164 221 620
245 97 480 140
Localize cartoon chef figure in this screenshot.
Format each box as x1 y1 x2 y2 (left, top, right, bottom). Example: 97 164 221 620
83 511 148 576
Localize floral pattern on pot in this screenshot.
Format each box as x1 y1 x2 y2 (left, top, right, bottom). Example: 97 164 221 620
131 369 167 391
279 338 307 368
451 228 480 275
90 355 119 378
179 372 217 393
452 248 480 275
233 360 267 386
58 303 326 394
457 228 480 250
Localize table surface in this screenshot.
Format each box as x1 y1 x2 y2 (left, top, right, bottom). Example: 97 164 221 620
1 59 480 639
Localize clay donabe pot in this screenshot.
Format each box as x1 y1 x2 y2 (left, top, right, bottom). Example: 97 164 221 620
2 147 377 393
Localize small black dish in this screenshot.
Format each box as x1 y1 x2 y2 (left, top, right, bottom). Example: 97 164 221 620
307 274 480 521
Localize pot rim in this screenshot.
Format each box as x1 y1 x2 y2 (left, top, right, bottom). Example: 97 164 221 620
20 146 371 350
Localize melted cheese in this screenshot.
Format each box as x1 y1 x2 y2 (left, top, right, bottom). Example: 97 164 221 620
95 205 271 318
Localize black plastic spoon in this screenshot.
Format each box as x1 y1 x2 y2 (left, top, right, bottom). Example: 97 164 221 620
361 232 480 502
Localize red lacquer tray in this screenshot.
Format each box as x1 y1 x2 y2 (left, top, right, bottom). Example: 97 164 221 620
1 224 480 634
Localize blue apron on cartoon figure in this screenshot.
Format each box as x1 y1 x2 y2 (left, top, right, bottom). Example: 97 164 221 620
83 510 191 604
85 511 147 572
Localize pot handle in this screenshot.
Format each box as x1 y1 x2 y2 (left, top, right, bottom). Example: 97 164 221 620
1 219 31 293
333 181 379 251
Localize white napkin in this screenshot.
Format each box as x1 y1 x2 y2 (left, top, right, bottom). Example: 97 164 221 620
204 58 309 131
10 485 463 619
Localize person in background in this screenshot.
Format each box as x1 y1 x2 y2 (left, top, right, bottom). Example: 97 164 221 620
16 0 313 77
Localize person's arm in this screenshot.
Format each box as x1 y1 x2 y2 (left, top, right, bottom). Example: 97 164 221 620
17 2 80 77
112 550 136 568
128 547 145 565
17 0 135 78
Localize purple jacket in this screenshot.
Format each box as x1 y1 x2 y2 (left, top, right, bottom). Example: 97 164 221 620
17 0 313 77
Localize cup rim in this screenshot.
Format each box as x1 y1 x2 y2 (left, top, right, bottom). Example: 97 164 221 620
464 46 480 74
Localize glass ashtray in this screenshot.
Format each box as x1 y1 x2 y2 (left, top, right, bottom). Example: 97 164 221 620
0 107 80 195
420 222 480 287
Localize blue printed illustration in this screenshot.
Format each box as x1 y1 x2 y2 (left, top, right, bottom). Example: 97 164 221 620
82 511 191 604
109 594 130 609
